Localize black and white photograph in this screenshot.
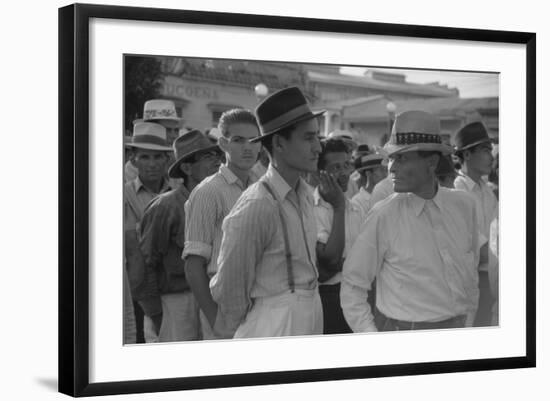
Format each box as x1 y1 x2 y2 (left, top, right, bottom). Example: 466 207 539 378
51 2 538 398
122 54 500 344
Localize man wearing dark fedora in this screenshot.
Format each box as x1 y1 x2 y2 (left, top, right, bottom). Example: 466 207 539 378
210 86 324 338
454 121 498 327
341 110 480 332
124 122 174 343
137 130 222 342
182 108 262 340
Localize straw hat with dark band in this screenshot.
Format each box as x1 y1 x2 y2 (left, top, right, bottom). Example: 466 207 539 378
125 122 172 151
383 110 453 156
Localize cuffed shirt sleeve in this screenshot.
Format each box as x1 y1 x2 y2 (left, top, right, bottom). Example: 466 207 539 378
183 187 219 262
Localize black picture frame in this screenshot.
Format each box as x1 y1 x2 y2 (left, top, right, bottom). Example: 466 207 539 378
58 2 536 397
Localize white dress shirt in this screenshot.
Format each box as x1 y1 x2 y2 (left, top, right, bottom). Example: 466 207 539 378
341 187 480 332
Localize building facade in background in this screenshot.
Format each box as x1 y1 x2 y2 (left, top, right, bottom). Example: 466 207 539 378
150 56 498 146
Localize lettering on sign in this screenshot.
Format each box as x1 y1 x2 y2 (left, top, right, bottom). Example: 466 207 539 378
163 84 220 100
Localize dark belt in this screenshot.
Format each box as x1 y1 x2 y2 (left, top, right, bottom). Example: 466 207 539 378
375 309 467 331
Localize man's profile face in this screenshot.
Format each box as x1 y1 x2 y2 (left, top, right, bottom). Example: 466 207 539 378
388 151 432 194
465 142 494 176
279 118 322 174
132 148 169 182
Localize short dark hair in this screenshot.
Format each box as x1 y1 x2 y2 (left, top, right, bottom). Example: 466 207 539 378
218 109 259 138
318 138 349 170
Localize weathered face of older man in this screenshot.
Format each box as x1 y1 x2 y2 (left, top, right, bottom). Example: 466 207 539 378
132 148 169 183
388 151 438 196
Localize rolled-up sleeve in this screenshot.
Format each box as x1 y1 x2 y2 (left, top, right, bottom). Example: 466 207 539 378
340 212 386 332
183 186 219 261
211 199 275 335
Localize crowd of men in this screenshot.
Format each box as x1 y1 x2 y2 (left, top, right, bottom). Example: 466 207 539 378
123 87 499 344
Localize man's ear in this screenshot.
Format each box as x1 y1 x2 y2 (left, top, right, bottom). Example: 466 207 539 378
429 153 441 173
463 149 472 162
272 134 285 154
218 136 229 152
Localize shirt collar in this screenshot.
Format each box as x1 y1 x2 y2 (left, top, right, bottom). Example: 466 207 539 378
133 176 171 194
457 171 486 191
219 164 249 189
408 186 444 217
264 164 292 201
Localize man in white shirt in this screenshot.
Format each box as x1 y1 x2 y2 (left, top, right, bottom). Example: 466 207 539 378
341 111 480 332
454 121 498 327
314 138 365 334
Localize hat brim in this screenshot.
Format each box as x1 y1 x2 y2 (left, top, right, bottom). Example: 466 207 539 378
125 143 173 152
133 118 184 129
454 138 493 151
167 144 221 178
250 110 326 143
384 143 454 156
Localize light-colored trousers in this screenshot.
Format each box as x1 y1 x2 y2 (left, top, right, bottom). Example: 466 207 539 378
144 292 200 343
234 289 323 338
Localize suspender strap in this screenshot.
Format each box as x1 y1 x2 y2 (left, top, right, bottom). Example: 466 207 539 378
260 181 295 293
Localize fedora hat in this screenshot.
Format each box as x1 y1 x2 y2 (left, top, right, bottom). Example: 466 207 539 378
454 121 492 151
168 130 220 178
355 153 386 172
133 99 183 129
126 122 172 151
251 86 325 143
383 110 453 156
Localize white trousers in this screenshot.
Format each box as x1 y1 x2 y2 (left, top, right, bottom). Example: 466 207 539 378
144 292 200 343
234 289 323 339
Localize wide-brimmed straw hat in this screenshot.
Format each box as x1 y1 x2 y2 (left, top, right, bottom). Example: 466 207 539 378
167 130 220 178
355 153 387 172
383 110 453 156
251 86 325 143
454 121 492 151
125 122 172 151
133 99 183 128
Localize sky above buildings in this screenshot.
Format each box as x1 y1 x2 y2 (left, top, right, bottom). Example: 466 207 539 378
340 67 499 99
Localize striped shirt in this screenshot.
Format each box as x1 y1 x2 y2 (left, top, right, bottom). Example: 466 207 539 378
183 165 250 276
341 188 480 332
313 187 366 285
210 164 319 335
